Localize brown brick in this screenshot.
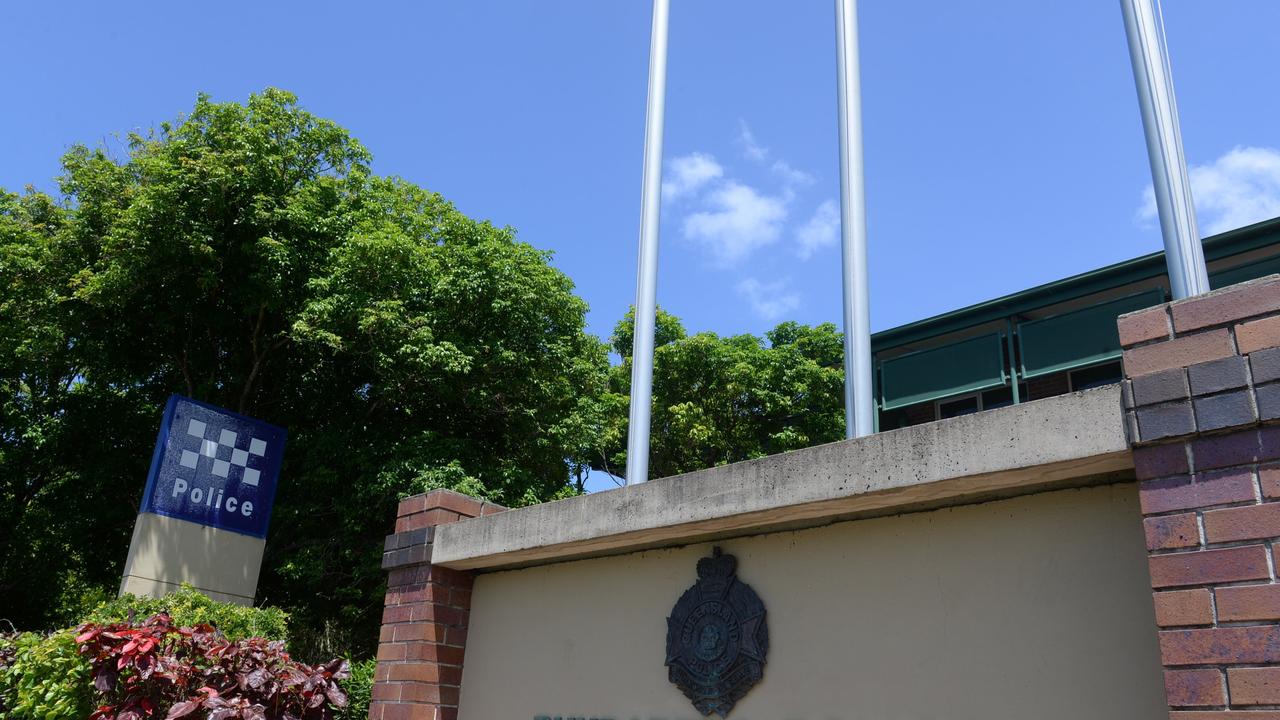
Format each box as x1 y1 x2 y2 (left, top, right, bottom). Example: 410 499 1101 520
1194 433 1262 472
1154 589 1214 627
402 640 461 664
1238 315 1280 355
423 489 485 518
388 663 442 684
1217 584 1280 622
1204 503 1280 543
1124 329 1235 378
397 583 451 605
427 566 474 589
1230 667 1280 706
437 686 460 706
445 625 469 647
397 682 443 704
376 643 408 662
1119 305 1173 347
1172 707 1280 712
1261 426 1280 461
393 622 448 643
1148 545 1270 588
1260 464 1280 499
1135 443 1191 480
1160 625 1280 665
380 705 414 720
1166 668 1226 708
1146 513 1202 550
409 601 464 623
1171 714 1280 720
381 605 413 624
397 509 465 532
479 502 506 516
1172 278 1280 333
1141 472 1256 514
449 587 472 610
371 683 400 702
1133 367 1191 407
397 494 428 518
438 664 463 687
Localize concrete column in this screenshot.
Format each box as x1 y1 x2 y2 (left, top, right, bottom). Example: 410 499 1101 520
1119 274 1280 713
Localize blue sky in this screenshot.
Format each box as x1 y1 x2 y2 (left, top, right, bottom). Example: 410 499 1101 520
3 1 1280 340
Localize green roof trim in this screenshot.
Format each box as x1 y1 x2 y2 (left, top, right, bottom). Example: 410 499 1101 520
871 216 1280 353
1211 253 1280 290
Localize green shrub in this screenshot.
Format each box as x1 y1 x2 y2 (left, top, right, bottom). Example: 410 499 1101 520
0 587 292 720
337 658 376 720
84 584 289 642
0 630 92 720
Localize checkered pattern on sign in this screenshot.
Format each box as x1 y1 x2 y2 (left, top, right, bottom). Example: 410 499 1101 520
178 418 267 485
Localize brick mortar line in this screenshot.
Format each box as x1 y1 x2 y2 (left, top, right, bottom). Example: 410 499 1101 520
1145 501 1266 521
1149 538 1280 556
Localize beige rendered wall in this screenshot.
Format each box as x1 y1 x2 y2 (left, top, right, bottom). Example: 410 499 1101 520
458 483 1167 719
119 512 264 605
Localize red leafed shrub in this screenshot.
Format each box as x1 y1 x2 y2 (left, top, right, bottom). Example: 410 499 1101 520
75 613 349 720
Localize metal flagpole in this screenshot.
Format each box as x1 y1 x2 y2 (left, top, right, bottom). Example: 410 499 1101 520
1119 0 1209 300
625 0 670 485
835 0 874 438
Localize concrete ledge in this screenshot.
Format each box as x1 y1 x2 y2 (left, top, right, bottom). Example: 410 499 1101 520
433 385 1134 571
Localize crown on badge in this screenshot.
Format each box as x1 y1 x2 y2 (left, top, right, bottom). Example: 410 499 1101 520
696 546 737 580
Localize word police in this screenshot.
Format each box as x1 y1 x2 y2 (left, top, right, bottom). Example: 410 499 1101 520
171 478 255 518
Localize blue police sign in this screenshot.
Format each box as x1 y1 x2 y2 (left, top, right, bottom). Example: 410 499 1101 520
140 395 286 538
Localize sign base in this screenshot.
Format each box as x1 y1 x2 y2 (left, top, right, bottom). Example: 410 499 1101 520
119 512 265 606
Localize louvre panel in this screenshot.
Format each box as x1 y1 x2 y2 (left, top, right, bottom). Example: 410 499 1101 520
1018 288 1165 379
880 333 1006 411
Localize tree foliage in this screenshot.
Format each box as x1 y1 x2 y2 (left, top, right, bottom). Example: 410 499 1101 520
596 309 846 481
0 90 608 651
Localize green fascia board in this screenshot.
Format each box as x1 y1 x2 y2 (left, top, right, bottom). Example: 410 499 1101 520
871 216 1280 354
881 332 1007 411
1017 288 1165 379
1211 253 1280 290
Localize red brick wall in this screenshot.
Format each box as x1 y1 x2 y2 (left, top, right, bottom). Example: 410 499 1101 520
370 490 504 720
1120 275 1280 716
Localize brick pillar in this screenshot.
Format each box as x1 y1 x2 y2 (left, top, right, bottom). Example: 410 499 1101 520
370 490 505 720
1120 275 1280 716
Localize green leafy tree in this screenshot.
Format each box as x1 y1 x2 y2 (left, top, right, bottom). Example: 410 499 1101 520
0 90 608 654
597 311 845 481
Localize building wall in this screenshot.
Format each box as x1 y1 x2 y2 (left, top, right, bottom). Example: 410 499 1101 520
456 483 1166 720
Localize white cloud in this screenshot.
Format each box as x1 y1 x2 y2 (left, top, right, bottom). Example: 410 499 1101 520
662 152 723 202
682 181 789 264
772 160 815 188
796 199 840 259
737 120 769 162
1139 146 1280 235
737 278 801 321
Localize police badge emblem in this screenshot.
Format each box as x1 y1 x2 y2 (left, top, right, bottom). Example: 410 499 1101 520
665 547 768 717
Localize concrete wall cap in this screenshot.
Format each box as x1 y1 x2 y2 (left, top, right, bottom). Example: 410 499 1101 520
432 386 1132 571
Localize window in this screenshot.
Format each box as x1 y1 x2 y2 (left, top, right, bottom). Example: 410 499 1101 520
936 383 1029 418
1069 361 1123 391
938 394 980 419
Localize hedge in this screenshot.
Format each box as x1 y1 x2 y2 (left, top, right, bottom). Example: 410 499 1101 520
0 587 373 720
